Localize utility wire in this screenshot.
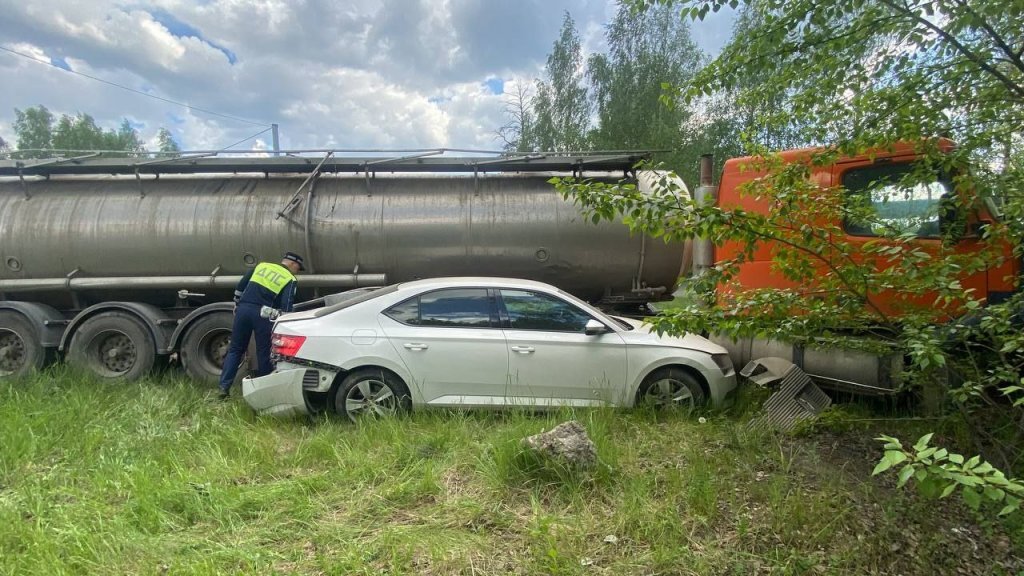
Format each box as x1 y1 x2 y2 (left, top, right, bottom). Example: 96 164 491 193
220 126 273 151
0 45 269 127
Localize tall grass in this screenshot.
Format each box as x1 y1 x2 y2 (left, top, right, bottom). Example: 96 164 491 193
0 369 1020 575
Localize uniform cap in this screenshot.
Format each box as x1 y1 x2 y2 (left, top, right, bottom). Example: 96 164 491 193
283 251 305 271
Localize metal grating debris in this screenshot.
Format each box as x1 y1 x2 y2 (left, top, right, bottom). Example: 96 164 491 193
742 357 832 432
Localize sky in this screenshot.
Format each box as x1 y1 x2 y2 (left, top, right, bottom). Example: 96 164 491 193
0 0 736 152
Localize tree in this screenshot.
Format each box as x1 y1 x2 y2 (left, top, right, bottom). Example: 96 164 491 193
12 107 150 156
587 3 706 177
557 0 1024 514
531 13 591 152
157 127 182 154
717 3 809 152
113 119 145 154
0 135 9 153
13 106 54 157
496 82 536 152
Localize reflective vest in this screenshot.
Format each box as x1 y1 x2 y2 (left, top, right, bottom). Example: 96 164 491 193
249 262 296 295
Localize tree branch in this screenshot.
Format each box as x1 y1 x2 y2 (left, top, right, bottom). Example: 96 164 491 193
878 0 1024 101
949 0 1024 76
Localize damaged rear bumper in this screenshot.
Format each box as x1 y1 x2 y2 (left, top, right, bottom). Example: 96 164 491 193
242 368 310 417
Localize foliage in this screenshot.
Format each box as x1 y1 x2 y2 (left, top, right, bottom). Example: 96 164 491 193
555 0 1024 504
157 127 181 154
13 106 55 157
51 114 145 154
11 105 167 158
587 3 706 177
874 433 1024 516
529 13 591 152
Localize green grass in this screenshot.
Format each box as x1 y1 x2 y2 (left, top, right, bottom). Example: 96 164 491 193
1 370 1021 575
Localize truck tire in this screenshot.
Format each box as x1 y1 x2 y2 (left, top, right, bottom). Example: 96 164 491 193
0 311 47 377
68 311 156 381
179 312 235 384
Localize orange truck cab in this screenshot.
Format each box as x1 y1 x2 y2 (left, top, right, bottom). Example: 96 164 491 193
714 142 1020 318
703 143 1020 394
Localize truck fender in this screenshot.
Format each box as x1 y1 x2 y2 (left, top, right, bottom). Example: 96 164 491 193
0 301 66 348
59 302 174 354
168 302 235 353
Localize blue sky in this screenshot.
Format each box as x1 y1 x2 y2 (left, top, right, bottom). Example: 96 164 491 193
0 0 736 151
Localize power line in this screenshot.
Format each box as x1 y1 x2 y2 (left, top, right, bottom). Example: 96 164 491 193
0 45 269 128
220 126 273 151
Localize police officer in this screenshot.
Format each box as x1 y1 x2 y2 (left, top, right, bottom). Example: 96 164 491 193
218 251 304 399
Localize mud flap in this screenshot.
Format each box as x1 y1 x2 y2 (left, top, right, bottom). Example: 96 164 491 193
741 357 832 432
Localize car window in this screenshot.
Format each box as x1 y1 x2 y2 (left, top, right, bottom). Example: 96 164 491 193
499 289 594 332
842 163 954 238
384 288 494 328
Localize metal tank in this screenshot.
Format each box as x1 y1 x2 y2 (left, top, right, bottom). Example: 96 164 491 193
0 151 690 381
0 174 684 304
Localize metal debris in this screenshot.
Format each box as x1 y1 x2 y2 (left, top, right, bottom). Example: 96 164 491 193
742 357 832 432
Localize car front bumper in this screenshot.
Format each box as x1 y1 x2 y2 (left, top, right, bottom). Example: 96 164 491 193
242 368 310 417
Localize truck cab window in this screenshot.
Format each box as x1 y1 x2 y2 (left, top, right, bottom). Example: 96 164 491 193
842 163 953 238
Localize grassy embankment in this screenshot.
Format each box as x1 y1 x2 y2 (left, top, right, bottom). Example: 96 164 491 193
1 370 1022 575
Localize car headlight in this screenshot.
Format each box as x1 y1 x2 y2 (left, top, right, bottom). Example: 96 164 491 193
711 353 734 374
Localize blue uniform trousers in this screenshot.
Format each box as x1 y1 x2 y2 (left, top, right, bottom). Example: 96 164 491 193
219 302 274 392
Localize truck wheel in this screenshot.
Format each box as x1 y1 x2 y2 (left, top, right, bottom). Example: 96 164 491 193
636 367 707 409
179 312 235 384
68 311 156 381
0 311 47 377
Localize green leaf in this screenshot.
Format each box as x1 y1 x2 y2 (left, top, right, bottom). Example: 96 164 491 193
940 483 958 498
873 450 908 475
897 464 915 488
972 462 993 475
913 433 934 452
984 487 1006 501
962 488 982 510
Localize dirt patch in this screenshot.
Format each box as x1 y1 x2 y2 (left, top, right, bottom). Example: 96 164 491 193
789 429 1024 575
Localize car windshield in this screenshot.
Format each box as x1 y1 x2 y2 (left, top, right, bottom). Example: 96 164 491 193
312 284 399 317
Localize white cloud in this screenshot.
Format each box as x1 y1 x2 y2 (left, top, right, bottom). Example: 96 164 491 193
0 0 736 151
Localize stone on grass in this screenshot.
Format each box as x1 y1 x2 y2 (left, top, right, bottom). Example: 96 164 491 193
522 420 597 468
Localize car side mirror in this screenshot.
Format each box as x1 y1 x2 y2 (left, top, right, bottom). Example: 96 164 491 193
584 319 609 335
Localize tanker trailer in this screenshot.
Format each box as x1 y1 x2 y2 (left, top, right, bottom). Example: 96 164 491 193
0 151 689 382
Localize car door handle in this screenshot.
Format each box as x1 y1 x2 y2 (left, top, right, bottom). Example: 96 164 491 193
510 345 535 354
403 343 429 351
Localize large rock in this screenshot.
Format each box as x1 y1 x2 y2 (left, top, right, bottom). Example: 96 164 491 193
522 420 597 468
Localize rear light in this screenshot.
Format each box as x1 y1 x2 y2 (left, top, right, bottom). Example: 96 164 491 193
272 334 306 357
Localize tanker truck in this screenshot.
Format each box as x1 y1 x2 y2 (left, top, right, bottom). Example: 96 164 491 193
0 150 688 382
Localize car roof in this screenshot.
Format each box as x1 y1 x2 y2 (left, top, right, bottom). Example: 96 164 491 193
395 277 563 292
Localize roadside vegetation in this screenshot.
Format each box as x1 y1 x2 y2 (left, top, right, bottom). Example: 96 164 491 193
2 370 1022 575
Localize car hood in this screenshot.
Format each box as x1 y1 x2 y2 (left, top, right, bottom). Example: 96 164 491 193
613 316 728 355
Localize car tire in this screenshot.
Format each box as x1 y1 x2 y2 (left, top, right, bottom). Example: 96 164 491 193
68 311 156 381
331 368 412 423
636 367 706 409
0 311 48 377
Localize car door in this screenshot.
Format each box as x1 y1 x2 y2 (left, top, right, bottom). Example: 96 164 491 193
498 288 627 406
378 287 509 407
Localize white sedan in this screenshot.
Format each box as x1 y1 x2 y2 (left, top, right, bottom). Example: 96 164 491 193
242 277 737 420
